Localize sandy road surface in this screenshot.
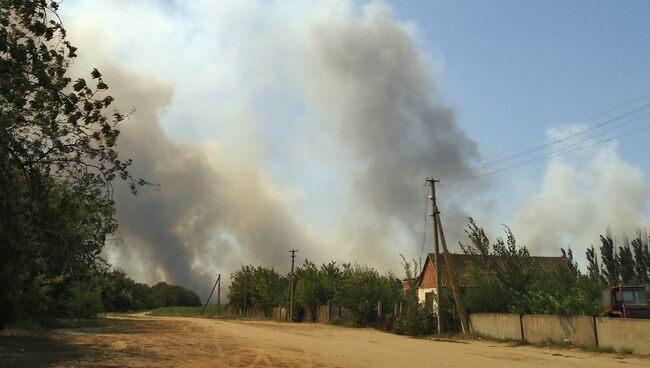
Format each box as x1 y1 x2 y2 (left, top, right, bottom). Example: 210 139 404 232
7 314 649 367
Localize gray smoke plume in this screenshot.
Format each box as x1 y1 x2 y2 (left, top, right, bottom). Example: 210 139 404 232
64 1 486 292
101 66 315 292
294 4 482 264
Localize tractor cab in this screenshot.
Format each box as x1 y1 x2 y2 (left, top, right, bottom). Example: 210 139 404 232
602 285 649 319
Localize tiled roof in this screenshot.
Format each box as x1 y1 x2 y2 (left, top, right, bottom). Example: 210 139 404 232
417 253 568 288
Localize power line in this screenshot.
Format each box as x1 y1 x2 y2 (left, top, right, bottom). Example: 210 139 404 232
312 93 650 252
448 117 650 185
312 182 425 250
314 117 650 253
475 102 650 170
478 91 650 163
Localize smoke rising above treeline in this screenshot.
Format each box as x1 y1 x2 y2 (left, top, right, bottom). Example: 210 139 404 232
62 1 650 294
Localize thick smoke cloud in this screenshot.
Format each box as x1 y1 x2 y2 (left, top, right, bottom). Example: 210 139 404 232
62 1 650 291
295 4 481 262
100 67 315 292
64 1 485 293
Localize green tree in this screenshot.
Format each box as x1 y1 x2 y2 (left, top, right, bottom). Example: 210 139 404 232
561 248 578 276
600 233 619 285
586 245 602 282
631 232 649 285
618 239 636 284
1 0 146 326
336 264 400 326
460 219 540 314
294 259 339 320
227 266 286 314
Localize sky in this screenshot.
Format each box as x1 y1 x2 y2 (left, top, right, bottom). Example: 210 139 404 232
59 0 650 294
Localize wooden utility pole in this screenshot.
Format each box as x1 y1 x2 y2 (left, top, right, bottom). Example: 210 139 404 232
201 273 221 315
217 273 221 314
427 178 469 333
289 249 297 322
427 178 443 334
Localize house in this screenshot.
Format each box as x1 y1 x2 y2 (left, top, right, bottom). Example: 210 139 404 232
414 253 567 308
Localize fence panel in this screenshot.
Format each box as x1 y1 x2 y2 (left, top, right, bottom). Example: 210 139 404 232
596 317 650 355
468 313 522 341
522 315 597 347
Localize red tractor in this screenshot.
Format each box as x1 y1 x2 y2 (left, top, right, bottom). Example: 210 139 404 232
602 285 650 319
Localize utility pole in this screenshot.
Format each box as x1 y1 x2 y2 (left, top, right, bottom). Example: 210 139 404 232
427 178 443 334
289 249 297 322
217 274 221 314
201 273 221 315
427 178 469 333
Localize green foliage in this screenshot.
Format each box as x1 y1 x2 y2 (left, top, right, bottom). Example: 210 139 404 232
62 281 103 319
586 245 602 282
228 266 287 314
460 218 542 314
596 230 650 286
293 260 343 319
618 239 636 284
600 233 619 285
393 256 436 336
0 0 148 327
227 261 399 327
99 270 201 312
631 232 649 284
460 219 602 316
335 264 400 326
524 267 601 316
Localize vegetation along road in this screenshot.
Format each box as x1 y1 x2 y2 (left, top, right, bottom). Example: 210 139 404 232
2 313 648 368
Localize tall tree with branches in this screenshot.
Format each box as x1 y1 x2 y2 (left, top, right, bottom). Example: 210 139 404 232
1 0 147 326
600 233 619 286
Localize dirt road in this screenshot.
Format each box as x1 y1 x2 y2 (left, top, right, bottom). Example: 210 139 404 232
3 314 649 367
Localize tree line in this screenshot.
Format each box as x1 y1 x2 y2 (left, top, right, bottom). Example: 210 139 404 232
227 219 650 336
228 261 402 327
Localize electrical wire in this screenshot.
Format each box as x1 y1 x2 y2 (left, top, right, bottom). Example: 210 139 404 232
477 91 650 163
475 102 650 170
311 182 425 251
447 117 650 186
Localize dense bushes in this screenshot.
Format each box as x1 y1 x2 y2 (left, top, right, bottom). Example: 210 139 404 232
459 218 650 316
393 257 436 336
228 266 287 314
100 270 201 312
227 260 401 326
335 264 401 326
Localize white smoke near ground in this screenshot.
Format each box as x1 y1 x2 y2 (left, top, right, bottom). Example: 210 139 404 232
510 125 650 265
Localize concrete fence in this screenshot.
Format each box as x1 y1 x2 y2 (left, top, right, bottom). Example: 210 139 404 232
468 313 522 341
596 317 650 354
469 313 650 355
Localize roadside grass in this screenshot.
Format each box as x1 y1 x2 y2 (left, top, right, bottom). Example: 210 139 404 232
148 305 271 320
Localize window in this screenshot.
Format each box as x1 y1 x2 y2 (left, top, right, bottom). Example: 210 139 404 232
622 288 646 305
